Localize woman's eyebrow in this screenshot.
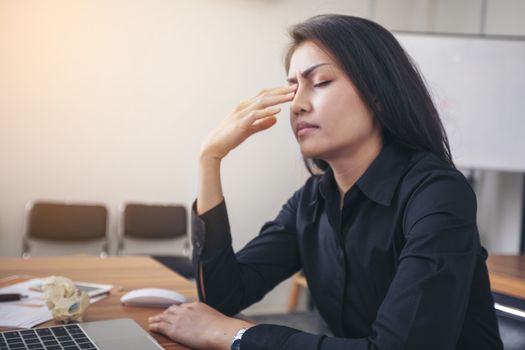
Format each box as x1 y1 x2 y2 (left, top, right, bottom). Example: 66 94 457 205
287 63 329 84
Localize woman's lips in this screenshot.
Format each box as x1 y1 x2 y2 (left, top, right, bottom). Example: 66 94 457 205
296 122 319 137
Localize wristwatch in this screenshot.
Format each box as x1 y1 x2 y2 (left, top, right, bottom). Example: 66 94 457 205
230 327 248 350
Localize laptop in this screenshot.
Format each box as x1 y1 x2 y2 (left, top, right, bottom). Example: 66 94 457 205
0 318 163 350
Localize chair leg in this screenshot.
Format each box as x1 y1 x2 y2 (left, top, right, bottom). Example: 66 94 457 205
288 272 310 312
288 279 302 312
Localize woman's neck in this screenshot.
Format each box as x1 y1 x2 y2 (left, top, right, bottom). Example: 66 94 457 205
327 137 383 206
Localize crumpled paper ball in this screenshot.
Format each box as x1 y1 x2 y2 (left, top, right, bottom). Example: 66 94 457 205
42 276 90 323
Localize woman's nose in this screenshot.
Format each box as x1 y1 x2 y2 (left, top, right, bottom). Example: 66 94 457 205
290 88 312 115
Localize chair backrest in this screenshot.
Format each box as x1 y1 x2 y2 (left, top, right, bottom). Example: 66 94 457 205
23 201 109 257
118 203 188 254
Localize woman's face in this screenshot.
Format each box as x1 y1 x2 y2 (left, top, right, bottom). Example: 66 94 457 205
287 41 381 162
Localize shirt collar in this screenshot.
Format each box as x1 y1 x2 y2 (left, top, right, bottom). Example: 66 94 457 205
318 142 410 206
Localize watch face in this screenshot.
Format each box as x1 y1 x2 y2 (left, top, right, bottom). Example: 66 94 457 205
231 339 241 350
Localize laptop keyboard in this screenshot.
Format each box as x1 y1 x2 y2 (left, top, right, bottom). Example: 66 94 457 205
0 324 99 350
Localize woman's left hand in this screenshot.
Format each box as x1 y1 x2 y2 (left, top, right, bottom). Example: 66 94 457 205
148 301 254 350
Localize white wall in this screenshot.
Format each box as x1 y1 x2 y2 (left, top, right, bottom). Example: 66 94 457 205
0 0 523 315
369 0 525 256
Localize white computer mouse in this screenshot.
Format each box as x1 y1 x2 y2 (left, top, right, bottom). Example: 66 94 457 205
120 288 187 308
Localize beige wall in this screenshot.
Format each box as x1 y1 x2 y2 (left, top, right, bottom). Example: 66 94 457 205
0 0 370 314
1 0 524 314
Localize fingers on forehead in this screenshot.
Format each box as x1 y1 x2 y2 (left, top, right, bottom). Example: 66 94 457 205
270 85 297 96
258 85 296 96
256 94 294 109
237 85 294 112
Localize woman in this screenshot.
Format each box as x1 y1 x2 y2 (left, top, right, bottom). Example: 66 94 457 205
148 15 503 350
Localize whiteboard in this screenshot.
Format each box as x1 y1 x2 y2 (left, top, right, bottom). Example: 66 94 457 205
394 32 525 172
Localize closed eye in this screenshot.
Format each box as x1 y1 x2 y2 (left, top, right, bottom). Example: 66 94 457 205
313 81 331 88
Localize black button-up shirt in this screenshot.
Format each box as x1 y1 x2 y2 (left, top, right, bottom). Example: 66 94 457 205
191 142 503 349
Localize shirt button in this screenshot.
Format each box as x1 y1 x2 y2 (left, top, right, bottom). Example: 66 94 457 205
194 240 201 249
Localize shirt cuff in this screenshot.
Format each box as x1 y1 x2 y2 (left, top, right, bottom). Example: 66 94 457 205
241 324 325 350
191 199 233 260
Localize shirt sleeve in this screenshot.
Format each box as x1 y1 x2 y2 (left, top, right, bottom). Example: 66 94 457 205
192 192 301 316
239 171 482 350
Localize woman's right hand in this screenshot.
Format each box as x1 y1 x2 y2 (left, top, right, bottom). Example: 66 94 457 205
200 84 297 161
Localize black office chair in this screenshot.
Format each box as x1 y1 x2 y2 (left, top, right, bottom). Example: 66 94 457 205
22 201 109 258
117 203 194 279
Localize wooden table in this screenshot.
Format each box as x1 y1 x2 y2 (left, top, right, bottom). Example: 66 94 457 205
487 254 525 300
0 256 198 349
2 254 521 349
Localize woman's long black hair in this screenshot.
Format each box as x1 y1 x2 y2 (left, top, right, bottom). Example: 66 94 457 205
284 15 454 174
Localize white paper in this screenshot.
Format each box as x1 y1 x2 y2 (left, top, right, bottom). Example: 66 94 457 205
0 279 52 328
0 278 112 329
0 304 53 328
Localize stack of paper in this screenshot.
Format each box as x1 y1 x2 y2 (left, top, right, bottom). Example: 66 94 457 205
0 278 113 329
0 279 52 328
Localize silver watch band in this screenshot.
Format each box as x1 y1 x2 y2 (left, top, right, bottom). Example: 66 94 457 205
231 327 248 350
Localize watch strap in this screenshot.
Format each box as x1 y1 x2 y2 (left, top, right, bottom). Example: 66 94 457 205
230 327 248 350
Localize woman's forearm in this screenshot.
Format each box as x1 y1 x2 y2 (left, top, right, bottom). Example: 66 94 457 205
195 85 294 215
197 154 224 215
